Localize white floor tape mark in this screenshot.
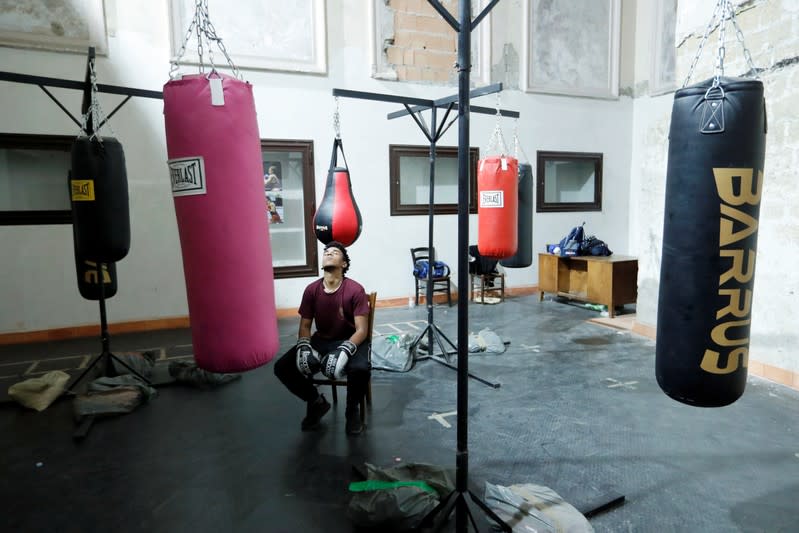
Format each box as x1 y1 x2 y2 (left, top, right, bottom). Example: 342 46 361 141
428 411 457 428
605 377 638 390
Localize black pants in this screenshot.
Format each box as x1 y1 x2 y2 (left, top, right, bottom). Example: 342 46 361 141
274 338 370 409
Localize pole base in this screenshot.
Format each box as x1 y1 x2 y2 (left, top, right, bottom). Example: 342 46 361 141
420 489 511 532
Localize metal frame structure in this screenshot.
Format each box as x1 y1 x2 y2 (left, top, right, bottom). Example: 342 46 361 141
333 84 517 392
0 48 163 439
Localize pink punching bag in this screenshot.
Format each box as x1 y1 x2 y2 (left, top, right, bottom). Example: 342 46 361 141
163 73 278 373
478 155 519 259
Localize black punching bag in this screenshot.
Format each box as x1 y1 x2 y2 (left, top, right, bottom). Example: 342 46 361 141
501 163 533 268
313 138 362 246
70 137 131 262
656 77 766 407
75 255 118 300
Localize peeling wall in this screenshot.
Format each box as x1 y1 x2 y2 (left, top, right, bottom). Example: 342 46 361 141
0 0 635 334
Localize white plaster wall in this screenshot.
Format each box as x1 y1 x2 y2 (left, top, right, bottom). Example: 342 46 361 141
629 0 799 374
0 0 634 334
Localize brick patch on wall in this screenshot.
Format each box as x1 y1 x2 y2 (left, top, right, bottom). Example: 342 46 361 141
386 0 458 83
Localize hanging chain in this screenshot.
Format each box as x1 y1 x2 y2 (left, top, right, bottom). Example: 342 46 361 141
512 118 529 165
729 3 759 77
78 60 114 141
713 0 729 86
333 96 341 139
486 92 509 155
683 0 760 87
683 0 724 87
169 0 241 80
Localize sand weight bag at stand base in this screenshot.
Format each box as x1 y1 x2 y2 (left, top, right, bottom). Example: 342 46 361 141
500 162 533 268
70 137 131 262
478 155 518 259
163 73 278 373
656 76 766 407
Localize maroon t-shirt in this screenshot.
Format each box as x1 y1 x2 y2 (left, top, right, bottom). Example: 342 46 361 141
298 277 369 341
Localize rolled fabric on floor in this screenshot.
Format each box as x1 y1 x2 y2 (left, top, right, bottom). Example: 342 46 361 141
656 76 766 407
69 137 130 262
478 155 518 259
163 72 278 373
500 162 533 268
313 138 362 246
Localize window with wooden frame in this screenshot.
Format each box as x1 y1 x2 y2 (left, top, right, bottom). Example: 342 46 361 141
0 133 73 225
536 150 603 213
261 139 318 278
389 144 479 216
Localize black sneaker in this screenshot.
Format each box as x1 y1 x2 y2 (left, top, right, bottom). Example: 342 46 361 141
301 394 331 431
345 406 364 435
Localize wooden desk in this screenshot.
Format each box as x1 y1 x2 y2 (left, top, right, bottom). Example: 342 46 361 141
538 253 638 317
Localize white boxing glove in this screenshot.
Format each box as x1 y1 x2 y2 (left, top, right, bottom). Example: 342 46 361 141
295 337 321 376
321 340 356 380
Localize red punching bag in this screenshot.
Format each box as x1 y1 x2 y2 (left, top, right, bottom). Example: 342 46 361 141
313 138 362 246
163 73 279 373
478 155 518 259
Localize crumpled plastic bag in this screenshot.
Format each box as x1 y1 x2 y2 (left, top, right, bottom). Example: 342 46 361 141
348 462 455 531
468 328 506 354
8 370 70 412
485 482 594 532
371 334 415 372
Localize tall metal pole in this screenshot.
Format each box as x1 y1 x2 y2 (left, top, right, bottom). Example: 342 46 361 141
426 106 438 355
455 1 471 530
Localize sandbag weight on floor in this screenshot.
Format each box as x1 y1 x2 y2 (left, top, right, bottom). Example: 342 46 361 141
656 76 767 407
69 137 131 262
478 155 518 259
500 162 533 268
163 73 278 373
313 138 362 246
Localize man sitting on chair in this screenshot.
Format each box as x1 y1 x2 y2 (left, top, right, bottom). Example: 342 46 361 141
274 241 370 435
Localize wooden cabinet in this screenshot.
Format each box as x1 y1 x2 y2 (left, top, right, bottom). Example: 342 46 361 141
537 253 638 317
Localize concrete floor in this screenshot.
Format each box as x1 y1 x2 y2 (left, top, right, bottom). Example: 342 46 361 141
1 294 798 532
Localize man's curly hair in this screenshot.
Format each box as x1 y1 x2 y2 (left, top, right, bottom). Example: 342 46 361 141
324 241 350 274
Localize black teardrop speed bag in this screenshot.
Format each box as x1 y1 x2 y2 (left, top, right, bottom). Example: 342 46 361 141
70 137 131 262
656 77 766 407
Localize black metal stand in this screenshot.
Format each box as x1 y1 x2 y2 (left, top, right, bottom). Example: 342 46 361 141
68 270 153 440
416 1 623 530
50 48 157 439
333 83 515 390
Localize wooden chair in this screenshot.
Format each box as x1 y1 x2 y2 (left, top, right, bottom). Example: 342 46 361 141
411 247 452 307
310 291 376 424
468 245 505 303
470 272 505 303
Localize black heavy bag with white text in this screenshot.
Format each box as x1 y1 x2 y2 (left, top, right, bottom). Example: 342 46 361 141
501 163 533 268
656 77 766 407
70 137 131 262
